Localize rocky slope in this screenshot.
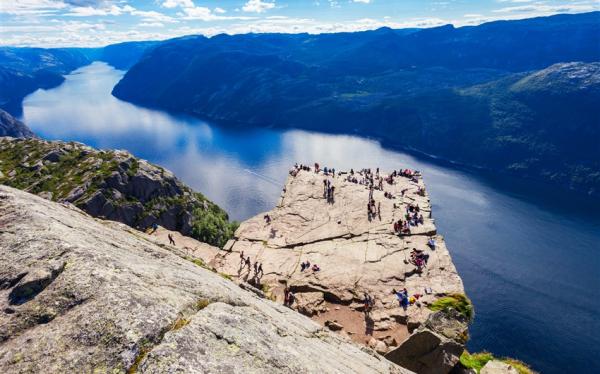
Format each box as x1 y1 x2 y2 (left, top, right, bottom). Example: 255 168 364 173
0 137 237 247
0 110 34 138
165 166 469 372
0 185 411 373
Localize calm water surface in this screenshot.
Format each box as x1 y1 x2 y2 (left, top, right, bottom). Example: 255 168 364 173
22 62 600 374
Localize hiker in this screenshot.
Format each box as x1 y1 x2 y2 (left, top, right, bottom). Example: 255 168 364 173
240 251 245 265
168 233 175 246
254 262 258 274
393 289 409 310
428 237 437 249
245 256 251 269
363 293 374 314
150 222 158 234
284 287 290 306
258 263 263 276
264 214 271 224
312 264 320 272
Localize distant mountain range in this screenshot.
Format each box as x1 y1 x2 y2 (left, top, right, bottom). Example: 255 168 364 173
1 12 599 195
0 41 157 116
112 12 600 195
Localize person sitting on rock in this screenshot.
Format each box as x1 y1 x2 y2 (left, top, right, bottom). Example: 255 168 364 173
264 214 271 224
428 237 436 249
312 264 320 272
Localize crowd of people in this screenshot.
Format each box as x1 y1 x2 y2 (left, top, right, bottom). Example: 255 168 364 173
239 250 264 279
280 163 438 316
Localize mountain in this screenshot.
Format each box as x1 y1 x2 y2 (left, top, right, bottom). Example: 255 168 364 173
78 40 159 70
0 185 409 373
113 12 600 195
0 137 237 246
0 41 157 116
0 47 90 116
0 109 35 138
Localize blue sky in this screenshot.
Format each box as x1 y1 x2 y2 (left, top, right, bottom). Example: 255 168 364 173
1 0 598 47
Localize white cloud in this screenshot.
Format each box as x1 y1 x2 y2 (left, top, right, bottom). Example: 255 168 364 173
161 0 194 9
353 0 371 3
242 0 275 13
214 7 226 14
139 22 164 27
65 4 126 17
493 3 597 14
0 0 67 16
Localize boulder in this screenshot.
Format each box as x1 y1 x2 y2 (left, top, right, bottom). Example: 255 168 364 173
385 309 468 374
481 361 519 374
325 320 344 331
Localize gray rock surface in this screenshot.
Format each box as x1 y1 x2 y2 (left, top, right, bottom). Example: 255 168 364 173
0 110 35 138
0 185 411 374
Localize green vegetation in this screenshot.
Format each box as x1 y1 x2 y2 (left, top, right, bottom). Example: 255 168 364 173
194 299 211 310
0 138 238 247
428 293 474 321
191 208 239 248
460 351 536 374
170 318 190 331
459 351 494 372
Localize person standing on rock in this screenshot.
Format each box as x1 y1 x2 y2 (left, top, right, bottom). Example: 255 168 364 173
254 261 258 274
257 263 263 276
168 233 175 246
245 256 252 269
240 251 245 265
284 287 290 306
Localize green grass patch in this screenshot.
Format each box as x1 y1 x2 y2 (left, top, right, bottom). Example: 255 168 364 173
195 299 211 310
171 318 190 331
460 351 536 374
460 351 494 372
428 293 474 321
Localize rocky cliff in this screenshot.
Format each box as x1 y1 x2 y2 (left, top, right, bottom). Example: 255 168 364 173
0 185 411 373
0 137 236 247
162 166 471 373
0 110 34 138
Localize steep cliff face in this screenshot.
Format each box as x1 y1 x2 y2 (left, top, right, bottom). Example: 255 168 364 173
0 137 237 247
0 110 35 138
0 185 411 373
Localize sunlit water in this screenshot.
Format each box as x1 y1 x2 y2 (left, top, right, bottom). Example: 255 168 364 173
22 62 600 374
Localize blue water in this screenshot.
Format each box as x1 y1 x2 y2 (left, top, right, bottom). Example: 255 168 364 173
22 62 600 374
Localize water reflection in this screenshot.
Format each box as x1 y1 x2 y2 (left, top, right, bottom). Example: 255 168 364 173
22 62 600 374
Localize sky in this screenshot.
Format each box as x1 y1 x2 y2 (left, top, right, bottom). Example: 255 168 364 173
1 0 599 47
